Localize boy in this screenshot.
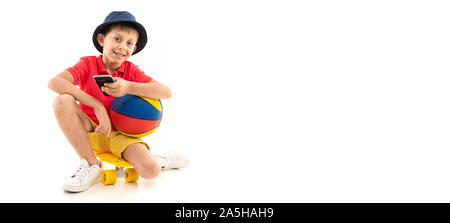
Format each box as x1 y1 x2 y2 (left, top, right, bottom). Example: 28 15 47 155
48 11 188 192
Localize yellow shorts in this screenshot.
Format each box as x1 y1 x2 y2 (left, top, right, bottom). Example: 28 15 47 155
87 118 150 159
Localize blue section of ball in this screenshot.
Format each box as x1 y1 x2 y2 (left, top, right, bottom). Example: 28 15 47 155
111 94 162 120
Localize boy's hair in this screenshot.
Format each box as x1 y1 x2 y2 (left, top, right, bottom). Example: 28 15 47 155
100 21 140 38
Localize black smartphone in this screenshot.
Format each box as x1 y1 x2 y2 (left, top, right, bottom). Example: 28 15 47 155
93 75 115 96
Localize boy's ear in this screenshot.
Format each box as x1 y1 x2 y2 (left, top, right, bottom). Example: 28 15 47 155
132 46 137 54
97 33 105 47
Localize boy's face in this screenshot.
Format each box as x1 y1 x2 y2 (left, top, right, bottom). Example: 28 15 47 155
97 26 139 66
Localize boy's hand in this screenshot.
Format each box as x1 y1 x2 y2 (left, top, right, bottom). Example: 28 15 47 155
93 103 111 137
102 77 129 97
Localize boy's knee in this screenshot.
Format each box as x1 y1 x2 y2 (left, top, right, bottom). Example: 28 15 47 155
53 94 76 114
138 161 161 179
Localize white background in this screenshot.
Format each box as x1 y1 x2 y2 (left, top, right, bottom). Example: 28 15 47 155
1 0 450 202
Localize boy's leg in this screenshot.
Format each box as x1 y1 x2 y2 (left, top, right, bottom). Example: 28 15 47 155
53 94 99 166
122 143 162 179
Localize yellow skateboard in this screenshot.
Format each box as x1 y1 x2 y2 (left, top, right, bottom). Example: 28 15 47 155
95 152 139 185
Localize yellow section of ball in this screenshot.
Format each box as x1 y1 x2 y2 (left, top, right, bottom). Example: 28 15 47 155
118 127 158 138
140 96 162 112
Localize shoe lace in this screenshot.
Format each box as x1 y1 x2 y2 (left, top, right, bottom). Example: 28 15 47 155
160 153 181 168
72 165 95 178
165 154 177 160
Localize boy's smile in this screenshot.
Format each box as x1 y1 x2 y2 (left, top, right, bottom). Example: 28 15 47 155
97 26 139 74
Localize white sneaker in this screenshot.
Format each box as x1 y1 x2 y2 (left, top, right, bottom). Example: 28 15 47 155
63 159 102 192
157 151 189 169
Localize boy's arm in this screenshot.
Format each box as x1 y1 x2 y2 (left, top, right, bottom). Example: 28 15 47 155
127 79 172 99
47 70 103 108
48 70 112 137
103 77 172 99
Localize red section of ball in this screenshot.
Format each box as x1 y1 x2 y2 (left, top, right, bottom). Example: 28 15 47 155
110 110 161 134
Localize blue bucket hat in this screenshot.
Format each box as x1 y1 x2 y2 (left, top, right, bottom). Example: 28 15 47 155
93 11 147 55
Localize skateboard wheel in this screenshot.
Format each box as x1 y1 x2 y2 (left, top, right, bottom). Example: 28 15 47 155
101 170 117 185
124 168 139 183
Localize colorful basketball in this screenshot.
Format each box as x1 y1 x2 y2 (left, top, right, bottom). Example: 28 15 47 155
110 94 163 138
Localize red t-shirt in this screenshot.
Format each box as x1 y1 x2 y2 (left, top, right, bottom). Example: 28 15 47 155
66 55 153 127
